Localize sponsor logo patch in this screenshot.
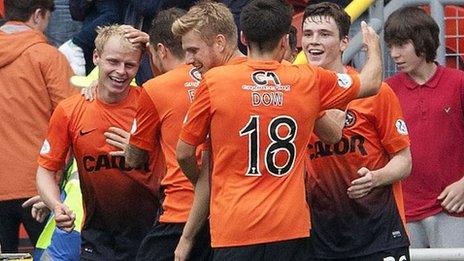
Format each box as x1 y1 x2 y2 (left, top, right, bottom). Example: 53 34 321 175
40 139 50 155
336 73 352 89
395 119 408 135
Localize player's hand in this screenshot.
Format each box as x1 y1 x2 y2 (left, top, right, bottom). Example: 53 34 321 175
326 109 346 130
81 81 97 101
22 195 50 223
54 203 75 233
174 235 194 261
437 177 464 213
347 167 376 199
105 127 130 156
122 25 149 48
360 21 380 55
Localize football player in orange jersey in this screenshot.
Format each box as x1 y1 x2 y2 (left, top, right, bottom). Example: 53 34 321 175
304 3 412 260
176 0 383 260
36 25 160 260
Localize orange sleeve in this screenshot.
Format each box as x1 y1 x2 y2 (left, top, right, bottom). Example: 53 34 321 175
130 88 161 151
315 66 361 111
41 46 78 110
37 103 72 171
373 84 410 154
179 80 211 146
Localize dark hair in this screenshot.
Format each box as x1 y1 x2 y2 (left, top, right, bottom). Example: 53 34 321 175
149 8 186 59
5 0 54 22
289 25 297 51
240 0 293 52
303 2 350 39
385 7 439 63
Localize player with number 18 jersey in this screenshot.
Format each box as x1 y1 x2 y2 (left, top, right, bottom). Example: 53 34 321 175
179 60 361 247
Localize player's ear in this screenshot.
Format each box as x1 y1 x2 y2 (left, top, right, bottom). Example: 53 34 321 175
157 43 167 59
93 49 100 66
240 31 248 46
340 35 349 52
280 34 289 50
214 34 226 53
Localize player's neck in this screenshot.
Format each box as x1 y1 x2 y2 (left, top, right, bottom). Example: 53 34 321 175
248 48 283 62
221 47 242 65
163 57 184 73
97 85 130 104
408 61 437 85
325 60 347 74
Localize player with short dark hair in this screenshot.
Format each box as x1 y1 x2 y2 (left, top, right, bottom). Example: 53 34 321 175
124 8 212 261
303 2 412 260
176 0 383 259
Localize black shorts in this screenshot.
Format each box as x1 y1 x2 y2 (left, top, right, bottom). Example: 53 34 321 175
311 246 410 261
212 237 310 261
80 227 146 261
136 221 211 261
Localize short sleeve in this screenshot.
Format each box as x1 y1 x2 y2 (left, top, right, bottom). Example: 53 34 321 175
373 84 410 154
179 80 211 146
315 66 361 111
37 103 72 171
130 88 161 151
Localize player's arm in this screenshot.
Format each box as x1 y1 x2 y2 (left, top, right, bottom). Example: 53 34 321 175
314 109 346 145
175 151 211 261
125 88 159 168
176 140 200 184
126 144 149 168
177 80 212 184
356 21 383 98
347 147 411 199
36 166 75 232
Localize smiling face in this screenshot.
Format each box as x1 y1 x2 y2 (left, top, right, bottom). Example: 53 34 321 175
181 30 221 74
301 16 348 71
93 36 141 102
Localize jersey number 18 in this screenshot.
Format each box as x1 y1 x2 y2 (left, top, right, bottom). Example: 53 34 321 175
239 115 297 177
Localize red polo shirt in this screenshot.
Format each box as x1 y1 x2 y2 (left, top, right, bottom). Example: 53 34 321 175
386 65 464 222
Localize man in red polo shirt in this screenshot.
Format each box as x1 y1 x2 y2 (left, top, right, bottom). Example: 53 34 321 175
385 7 464 247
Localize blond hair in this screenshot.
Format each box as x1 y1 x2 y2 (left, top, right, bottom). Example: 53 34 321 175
172 1 237 48
94 24 144 55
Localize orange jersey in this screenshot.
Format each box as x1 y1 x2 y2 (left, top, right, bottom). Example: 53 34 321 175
180 60 361 247
38 88 160 233
307 78 410 257
130 64 201 223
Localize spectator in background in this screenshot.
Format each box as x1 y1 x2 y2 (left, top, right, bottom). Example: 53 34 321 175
45 0 81 47
0 0 77 252
124 0 197 85
219 0 251 54
385 6 464 248
283 25 298 63
59 0 123 76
